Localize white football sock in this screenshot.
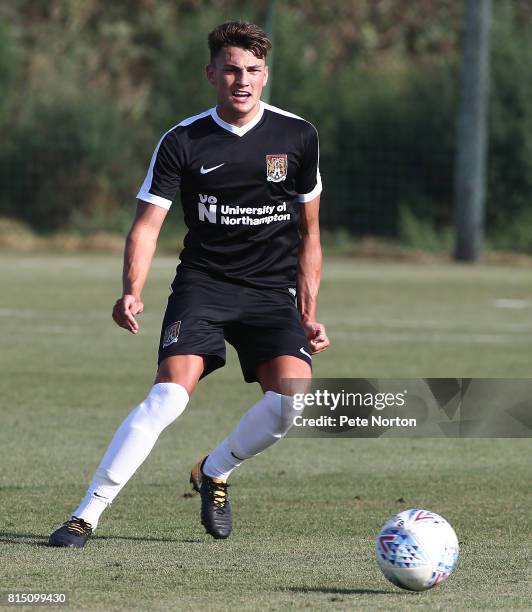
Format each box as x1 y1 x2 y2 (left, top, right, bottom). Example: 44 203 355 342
72 382 189 529
204 391 297 481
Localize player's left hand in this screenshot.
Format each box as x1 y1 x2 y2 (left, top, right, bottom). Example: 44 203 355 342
302 320 330 354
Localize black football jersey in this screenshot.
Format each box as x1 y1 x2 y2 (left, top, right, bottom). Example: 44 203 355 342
137 102 322 288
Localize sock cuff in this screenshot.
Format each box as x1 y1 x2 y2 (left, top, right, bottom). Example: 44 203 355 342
151 382 189 403
264 390 281 399
264 390 299 414
264 389 304 401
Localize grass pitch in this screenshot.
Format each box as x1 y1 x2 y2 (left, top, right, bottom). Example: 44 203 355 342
0 254 530 610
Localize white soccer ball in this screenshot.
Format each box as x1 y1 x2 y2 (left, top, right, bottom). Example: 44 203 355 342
376 508 459 591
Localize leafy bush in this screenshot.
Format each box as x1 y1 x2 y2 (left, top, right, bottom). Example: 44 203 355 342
0 22 18 123
318 61 457 235
399 206 453 252
1 94 137 230
487 2 532 237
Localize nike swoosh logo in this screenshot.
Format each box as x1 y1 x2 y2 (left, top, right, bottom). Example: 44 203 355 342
200 163 225 174
300 347 312 359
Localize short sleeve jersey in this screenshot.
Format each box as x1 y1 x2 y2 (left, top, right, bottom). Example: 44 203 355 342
137 102 322 289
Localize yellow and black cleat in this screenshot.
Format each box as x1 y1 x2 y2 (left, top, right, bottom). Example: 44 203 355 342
190 456 232 539
48 516 93 548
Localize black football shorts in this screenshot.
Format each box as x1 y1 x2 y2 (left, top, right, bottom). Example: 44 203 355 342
157 266 312 382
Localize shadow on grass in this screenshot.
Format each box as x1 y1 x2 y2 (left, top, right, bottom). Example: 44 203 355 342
96 535 203 544
0 531 203 546
0 532 49 546
287 587 398 596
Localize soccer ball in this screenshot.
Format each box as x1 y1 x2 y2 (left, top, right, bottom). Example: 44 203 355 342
376 508 459 591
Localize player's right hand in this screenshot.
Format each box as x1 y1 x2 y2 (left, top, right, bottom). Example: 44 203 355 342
112 294 144 334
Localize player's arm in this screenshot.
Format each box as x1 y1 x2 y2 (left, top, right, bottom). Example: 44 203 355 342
112 200 168 334
297 195 330 354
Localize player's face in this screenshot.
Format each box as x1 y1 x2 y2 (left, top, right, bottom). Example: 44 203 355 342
206 46 268 126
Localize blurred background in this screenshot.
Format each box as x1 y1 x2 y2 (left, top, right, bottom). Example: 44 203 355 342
1 0 532 257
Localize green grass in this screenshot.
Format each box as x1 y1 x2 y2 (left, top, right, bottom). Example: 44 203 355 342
0 255 531 610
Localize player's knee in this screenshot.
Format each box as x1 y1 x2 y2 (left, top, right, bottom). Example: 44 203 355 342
138 382 190 431
155 355 205 394
265 390 299 434
279 393 300 434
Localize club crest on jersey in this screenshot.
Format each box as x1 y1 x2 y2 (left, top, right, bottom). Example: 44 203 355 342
162 321 181 348
266 154 288 182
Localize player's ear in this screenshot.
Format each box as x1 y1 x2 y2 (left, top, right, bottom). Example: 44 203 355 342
262 64 269 87
206 63 216 85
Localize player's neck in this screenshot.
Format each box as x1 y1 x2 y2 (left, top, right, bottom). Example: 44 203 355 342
215 102 263 128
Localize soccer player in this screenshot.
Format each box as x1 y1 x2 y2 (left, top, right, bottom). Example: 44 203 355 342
49 20 329 547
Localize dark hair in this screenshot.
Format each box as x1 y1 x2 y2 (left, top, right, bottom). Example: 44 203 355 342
208 21 272 62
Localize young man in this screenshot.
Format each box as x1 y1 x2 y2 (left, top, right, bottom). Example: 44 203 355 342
49 20 329 547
